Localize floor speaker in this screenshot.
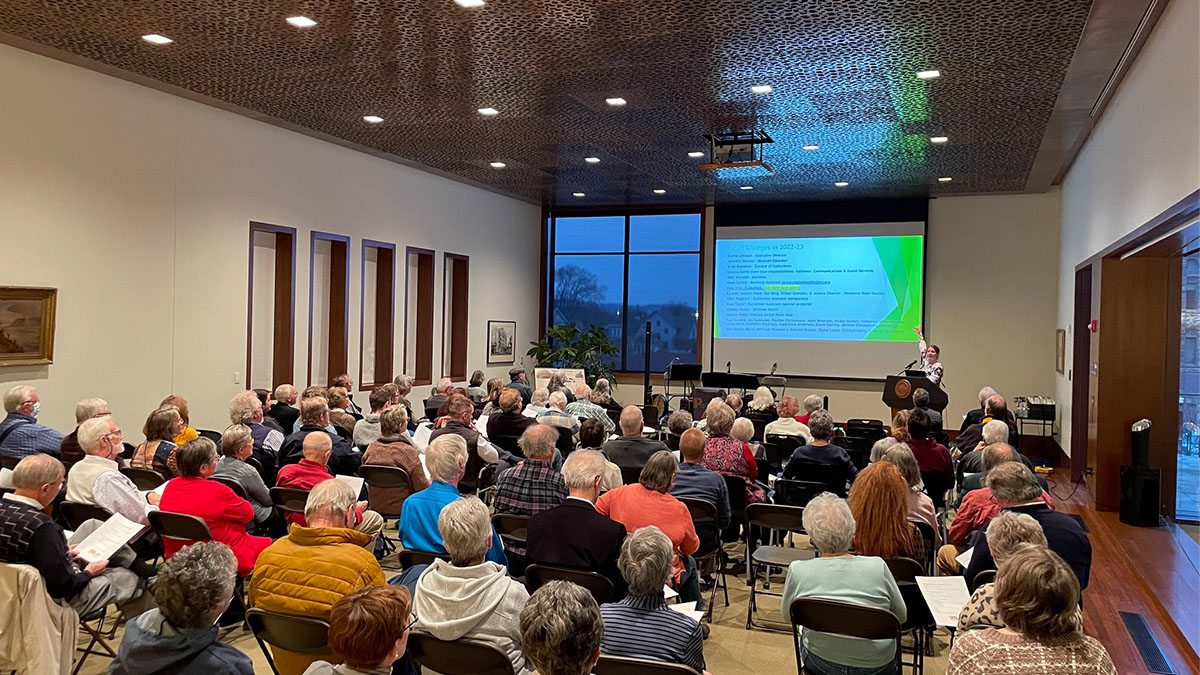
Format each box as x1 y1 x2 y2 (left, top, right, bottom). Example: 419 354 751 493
1119 465 1161 527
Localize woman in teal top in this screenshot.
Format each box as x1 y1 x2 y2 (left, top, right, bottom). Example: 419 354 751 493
781 492 906 675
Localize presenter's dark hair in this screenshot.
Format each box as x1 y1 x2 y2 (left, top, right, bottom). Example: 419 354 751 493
907 408 931 440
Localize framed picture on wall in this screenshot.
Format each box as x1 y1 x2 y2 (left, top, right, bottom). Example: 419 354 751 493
0 286 57 367
487 320 517 365
1055 328 1067 374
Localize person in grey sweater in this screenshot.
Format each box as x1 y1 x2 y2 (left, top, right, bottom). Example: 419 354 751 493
352 388 394 450
210 425 273 526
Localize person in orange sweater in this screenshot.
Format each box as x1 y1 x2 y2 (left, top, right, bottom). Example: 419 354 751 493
596 450 702 604
158 438 271 576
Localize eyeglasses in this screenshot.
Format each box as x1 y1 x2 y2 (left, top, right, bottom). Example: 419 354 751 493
102 429 123 440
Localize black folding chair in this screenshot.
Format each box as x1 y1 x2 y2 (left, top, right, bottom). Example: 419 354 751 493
209 476 248 500
491 513 530 547
789 598 901 674
196 429 223 446
970 568 997 592
524 564 615 605
58 501 114 531
0 455 20 470
269 486 310 519
745 503 814 630
553 426 575 456
764 434 802 471
911 519 937 574
358 464 413 555
619 464 642 487
489 434 523 458
246 608 331 675
885 556 936 674
678 497 729 621
148 510 212 543
846 418 886 442
398 548 451 569
407 632 516 675
119 466 166 490
921 470 951 511
722 472 747 543
120 442 137 460
593 655 701 675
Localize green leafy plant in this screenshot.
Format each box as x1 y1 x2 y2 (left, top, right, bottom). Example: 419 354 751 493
527 323 620 387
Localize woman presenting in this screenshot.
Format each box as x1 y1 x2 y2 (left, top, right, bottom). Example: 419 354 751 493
913 326 943 385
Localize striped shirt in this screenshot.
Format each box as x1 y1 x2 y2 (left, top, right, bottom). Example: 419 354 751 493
600 594 705 673
493 460 567 558
0 414 64 458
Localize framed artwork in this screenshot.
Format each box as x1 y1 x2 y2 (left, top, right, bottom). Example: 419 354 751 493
487 320 516 365
1055 328 1067 374
0 287 57 367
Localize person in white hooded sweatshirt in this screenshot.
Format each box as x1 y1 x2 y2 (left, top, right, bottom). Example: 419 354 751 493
413 496 531 675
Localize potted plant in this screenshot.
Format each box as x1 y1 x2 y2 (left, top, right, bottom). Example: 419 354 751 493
526 323 620 387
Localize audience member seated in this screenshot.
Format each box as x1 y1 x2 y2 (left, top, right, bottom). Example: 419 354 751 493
304 585 413 675
603 405 668 471
527 450 627 598
429 394 504 486
493 424 568 568
0 385 64 458
797 394 822 425
956 420 1038 488
0 454 155 620
391 375 418 428
60 397 109 469
671 428 731 537
251 479 387 675
730 418 761 461
782 410 857 486
879 444 938 546
692 397 724 432
212 424 274 528
111 541 253 675
161 395 199 446
131 405 182 476
423 377 452 415
702 403 767 505
413 497 531 675
597 451 701 603
578 419 623 490
566 384 616 433
742 386 777 425
959 386 997 434
326 387 359 440
964 462 1091 592
229 390 285 485
938 444 1054 575
159 438 271 576
361 406 430 515
276 433 384 548
466 369 489 399
352 387 392 451
665 410 693 449
599 526 707 674
278 397 362 477
508 367 534 406
524 387 551 417
255 389 283 432
869 436 898 463
520 581 605 675
547 371 575 404
331 374 364 416
487 388 538 440
67 416 161 527
592 378 623 414
848 462 921 565
890 409 911 443
956 394 1020 454
781 493 905 675
911 387 943 433
537 392 581 437
268 384 301 435
956 513 1079 633
947 546 1115 674
724 393 743 414
397 434 505 564
765 396 812 442
905 408 953 492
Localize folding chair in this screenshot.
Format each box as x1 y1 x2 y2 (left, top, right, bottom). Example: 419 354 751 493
489 434 523 458
246 608 331 675
209 476 248 500
75 607 118 675
0 456 20 470
885 556 937 674
491 513 530 547
269 486 310 519
398 548 451 569
524 564 615 605
58 501 114 531
789 598 901 675
721 473 747 544
745 503 814 630
970 568 997 592
357 464 412 555
910 520 937 574
620 464 643 487
593 655 702 674
678 497 728 622
553 426 575 456
119 466 166 490
196 429 223 446
407 632 516 675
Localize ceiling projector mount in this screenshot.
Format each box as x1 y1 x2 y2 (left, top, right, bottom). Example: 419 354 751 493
700 129 775 174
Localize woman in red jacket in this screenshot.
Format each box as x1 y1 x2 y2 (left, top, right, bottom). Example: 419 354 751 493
159 437 271 576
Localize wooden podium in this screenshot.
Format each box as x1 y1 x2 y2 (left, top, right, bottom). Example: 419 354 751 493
882 374 947 421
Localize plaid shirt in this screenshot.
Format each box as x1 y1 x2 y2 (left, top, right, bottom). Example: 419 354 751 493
493 459 567 558
536 409 580 436
0 414 64 458
566 399 615 433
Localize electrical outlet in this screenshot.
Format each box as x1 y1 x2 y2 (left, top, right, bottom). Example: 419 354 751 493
233 372 241 384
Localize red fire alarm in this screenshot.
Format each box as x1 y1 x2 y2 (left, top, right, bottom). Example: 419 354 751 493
1089 319 1099 333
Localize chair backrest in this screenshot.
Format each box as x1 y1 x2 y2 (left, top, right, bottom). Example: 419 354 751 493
553 427 575 456
209 476 248 500
148 510 213 543
639 405 660 431
677 496 721 555
0 455 21 470
619 464 642 487
884 557 937 630
920 471 949 510
491 513 530 545
773 478 831 508
745 502 805 536
592 655 702 675
358 464 412 491
119 466 166 490
750 417 769 442
524 564 615 605
489 434 522 458
883 556 923 583
196 429 223 445
764 434 802 461
399 548 451 569
780 462 848 497
722 472 747 518
970 568 997 592
121 442 137 460
789 598 901 665
58 501 114 531
664 433 681 451
245 456 265 474
910 520 936 570
246 608 330 654
269 486 310 515
408 632 516 675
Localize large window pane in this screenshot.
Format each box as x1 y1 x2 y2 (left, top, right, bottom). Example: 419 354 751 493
554 216 625 253
629 213 702 252
553 255 626 365
624 254 700 371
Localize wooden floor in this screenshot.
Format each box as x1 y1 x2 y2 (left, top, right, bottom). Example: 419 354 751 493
1051 473 1200 674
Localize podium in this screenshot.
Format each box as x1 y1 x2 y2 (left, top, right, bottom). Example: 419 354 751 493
882 375 947 422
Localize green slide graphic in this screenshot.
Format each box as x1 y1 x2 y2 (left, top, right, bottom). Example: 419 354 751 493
864 235 923 341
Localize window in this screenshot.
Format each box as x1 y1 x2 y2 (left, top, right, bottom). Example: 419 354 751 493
547 212 702 372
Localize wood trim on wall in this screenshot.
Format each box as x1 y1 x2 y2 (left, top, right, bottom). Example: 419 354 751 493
359 239 396 390
443 253 470 381
404 247 435 386
308 231 351 387
246 221 297 390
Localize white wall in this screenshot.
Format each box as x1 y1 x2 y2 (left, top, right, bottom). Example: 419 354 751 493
1055 0 1200 456
0 43 542 433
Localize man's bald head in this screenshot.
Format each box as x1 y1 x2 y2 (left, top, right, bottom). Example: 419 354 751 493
619 405 643 436
679 429 706 462
302 432 333 464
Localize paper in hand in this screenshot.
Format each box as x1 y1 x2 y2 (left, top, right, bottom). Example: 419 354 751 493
915 576 971 627
74 513 146 564
335 474 365 498
956 547 973 569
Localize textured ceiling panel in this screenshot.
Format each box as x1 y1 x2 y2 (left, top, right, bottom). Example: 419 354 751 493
0 0 1093 206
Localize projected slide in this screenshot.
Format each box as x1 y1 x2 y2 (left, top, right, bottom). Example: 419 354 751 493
713 235 923 342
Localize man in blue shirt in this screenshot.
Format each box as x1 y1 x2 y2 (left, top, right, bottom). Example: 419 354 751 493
670 429 730 531
0 385 64 458
398 433 506 566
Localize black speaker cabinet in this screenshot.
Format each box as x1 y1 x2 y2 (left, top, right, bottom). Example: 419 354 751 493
1119 465 1161 527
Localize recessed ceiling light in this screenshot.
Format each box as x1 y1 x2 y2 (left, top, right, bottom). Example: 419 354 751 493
687 151 705 158
584 157 600 164
938 177 952 182
489 161 506 169
740 186 753 190
141 34 173 45
454 0 486 7
916 70 941 80
834 181 849 187
653 189 666 194
605 97 627 107
750 85 773 94
573 192 586 197
362 115 384 124
930 136 949 144
802 144 819 151
477 107 499 116
285 16 317 28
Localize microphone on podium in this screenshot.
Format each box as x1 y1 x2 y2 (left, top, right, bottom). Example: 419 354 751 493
726 361 732 373
664 356 679 378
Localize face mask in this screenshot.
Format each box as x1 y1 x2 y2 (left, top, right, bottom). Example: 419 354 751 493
30 402 40 418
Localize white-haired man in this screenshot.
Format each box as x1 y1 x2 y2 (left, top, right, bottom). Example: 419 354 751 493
603 405 667 471
0 385 64 458
493 425 567 570
536 391 580 437
959 386 998 434
67 416 161 527
565 384 615 434
424 377 455 419
229 390 285 483
267 384 300 435
60 397 111 468
397 434 506 565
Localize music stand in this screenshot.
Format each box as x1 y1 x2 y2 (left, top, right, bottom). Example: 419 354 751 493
664 363 701 413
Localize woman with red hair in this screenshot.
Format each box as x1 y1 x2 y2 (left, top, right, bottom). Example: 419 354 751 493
848 462 922 565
